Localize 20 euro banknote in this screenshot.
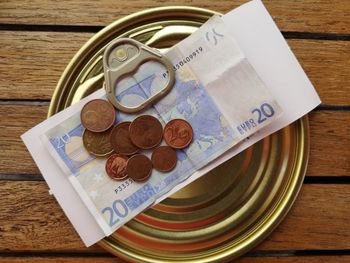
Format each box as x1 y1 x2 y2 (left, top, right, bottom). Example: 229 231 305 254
40 15 282 236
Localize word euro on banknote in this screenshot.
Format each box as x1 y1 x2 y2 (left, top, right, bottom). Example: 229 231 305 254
39 15 282 236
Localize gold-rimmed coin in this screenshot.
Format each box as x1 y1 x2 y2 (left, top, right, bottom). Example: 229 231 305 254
126 154 152 182
151 146 177 172
129 115 163 149
164 119 193 149
82 128 114 157
105 154 128 181
81 99 116 132
110 122 139 155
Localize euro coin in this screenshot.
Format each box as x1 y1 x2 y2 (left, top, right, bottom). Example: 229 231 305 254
105 154 128 181
126 154 152 182
129 115 163 149
82 128 114 157
164 119 193 149
151 146 177 172
110 122 139 155
81 99 116 132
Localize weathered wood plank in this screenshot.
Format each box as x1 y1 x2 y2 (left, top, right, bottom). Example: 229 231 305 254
0 104 348 176
0 105 48 175
308 110 350 177
0 31 93 100
256 184 350 251
0 180 100 252
0 30 349 104
0 182 349 251
0 255 349 263
0 0 349 34
288 39 350 106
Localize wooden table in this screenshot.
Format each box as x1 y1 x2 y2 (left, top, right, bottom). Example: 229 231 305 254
0 0 349 262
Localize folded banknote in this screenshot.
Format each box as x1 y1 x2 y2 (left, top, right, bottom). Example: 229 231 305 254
36 15 282 237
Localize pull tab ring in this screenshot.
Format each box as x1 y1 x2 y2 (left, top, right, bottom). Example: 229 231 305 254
103 38 175 113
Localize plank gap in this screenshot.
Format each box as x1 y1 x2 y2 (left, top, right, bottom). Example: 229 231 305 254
0 24 103 33
248 249 350 257
0 174 43 181
0 100 50 106
2 174 350 184
316 105 350 111
0 23 349 41
283 32 350 41
304 176 350 184
0 251 112 258
294 250 350 256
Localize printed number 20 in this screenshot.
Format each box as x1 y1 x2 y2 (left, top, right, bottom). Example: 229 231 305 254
102 200 128 226
252 103 275 124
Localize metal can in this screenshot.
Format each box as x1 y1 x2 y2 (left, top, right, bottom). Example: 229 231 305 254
48 6 309 263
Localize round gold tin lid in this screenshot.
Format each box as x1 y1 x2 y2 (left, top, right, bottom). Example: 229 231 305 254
48 6 309 263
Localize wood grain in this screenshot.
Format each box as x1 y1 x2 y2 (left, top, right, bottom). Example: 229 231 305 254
308 110 350 177
289 39 350 106
0 31 93 101
0 104 348 176
257 184 350 251
0 0 349 34
0 180 100 252
0 105 48 175
0 182 349 252
0 31 349 104
0 255 349 263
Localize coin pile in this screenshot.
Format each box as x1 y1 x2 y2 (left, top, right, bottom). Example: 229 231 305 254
80 99 193 182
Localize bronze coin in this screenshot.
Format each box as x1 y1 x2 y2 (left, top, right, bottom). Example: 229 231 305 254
81 99 116 132
151 146 177 172
105 154 128 180
126 154 152 182
129 115 163 149
82 128 114 157
110 122 139 156
163 119 193 149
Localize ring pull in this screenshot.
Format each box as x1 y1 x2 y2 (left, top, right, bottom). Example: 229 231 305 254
103 38 175 113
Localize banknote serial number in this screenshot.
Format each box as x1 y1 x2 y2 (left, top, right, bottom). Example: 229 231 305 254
114 178 134 195
237 103 275 135
163 47 204 78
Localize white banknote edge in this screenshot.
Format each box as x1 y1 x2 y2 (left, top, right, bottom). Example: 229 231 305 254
21 0 321 246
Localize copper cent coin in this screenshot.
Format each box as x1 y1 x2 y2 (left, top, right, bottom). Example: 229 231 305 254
82 128 114 157
164 119 193 149
105 154 128 180
110 122 139 155
81 99 116 132
129 115 163 149
151 146 177 172
126 154 152 182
